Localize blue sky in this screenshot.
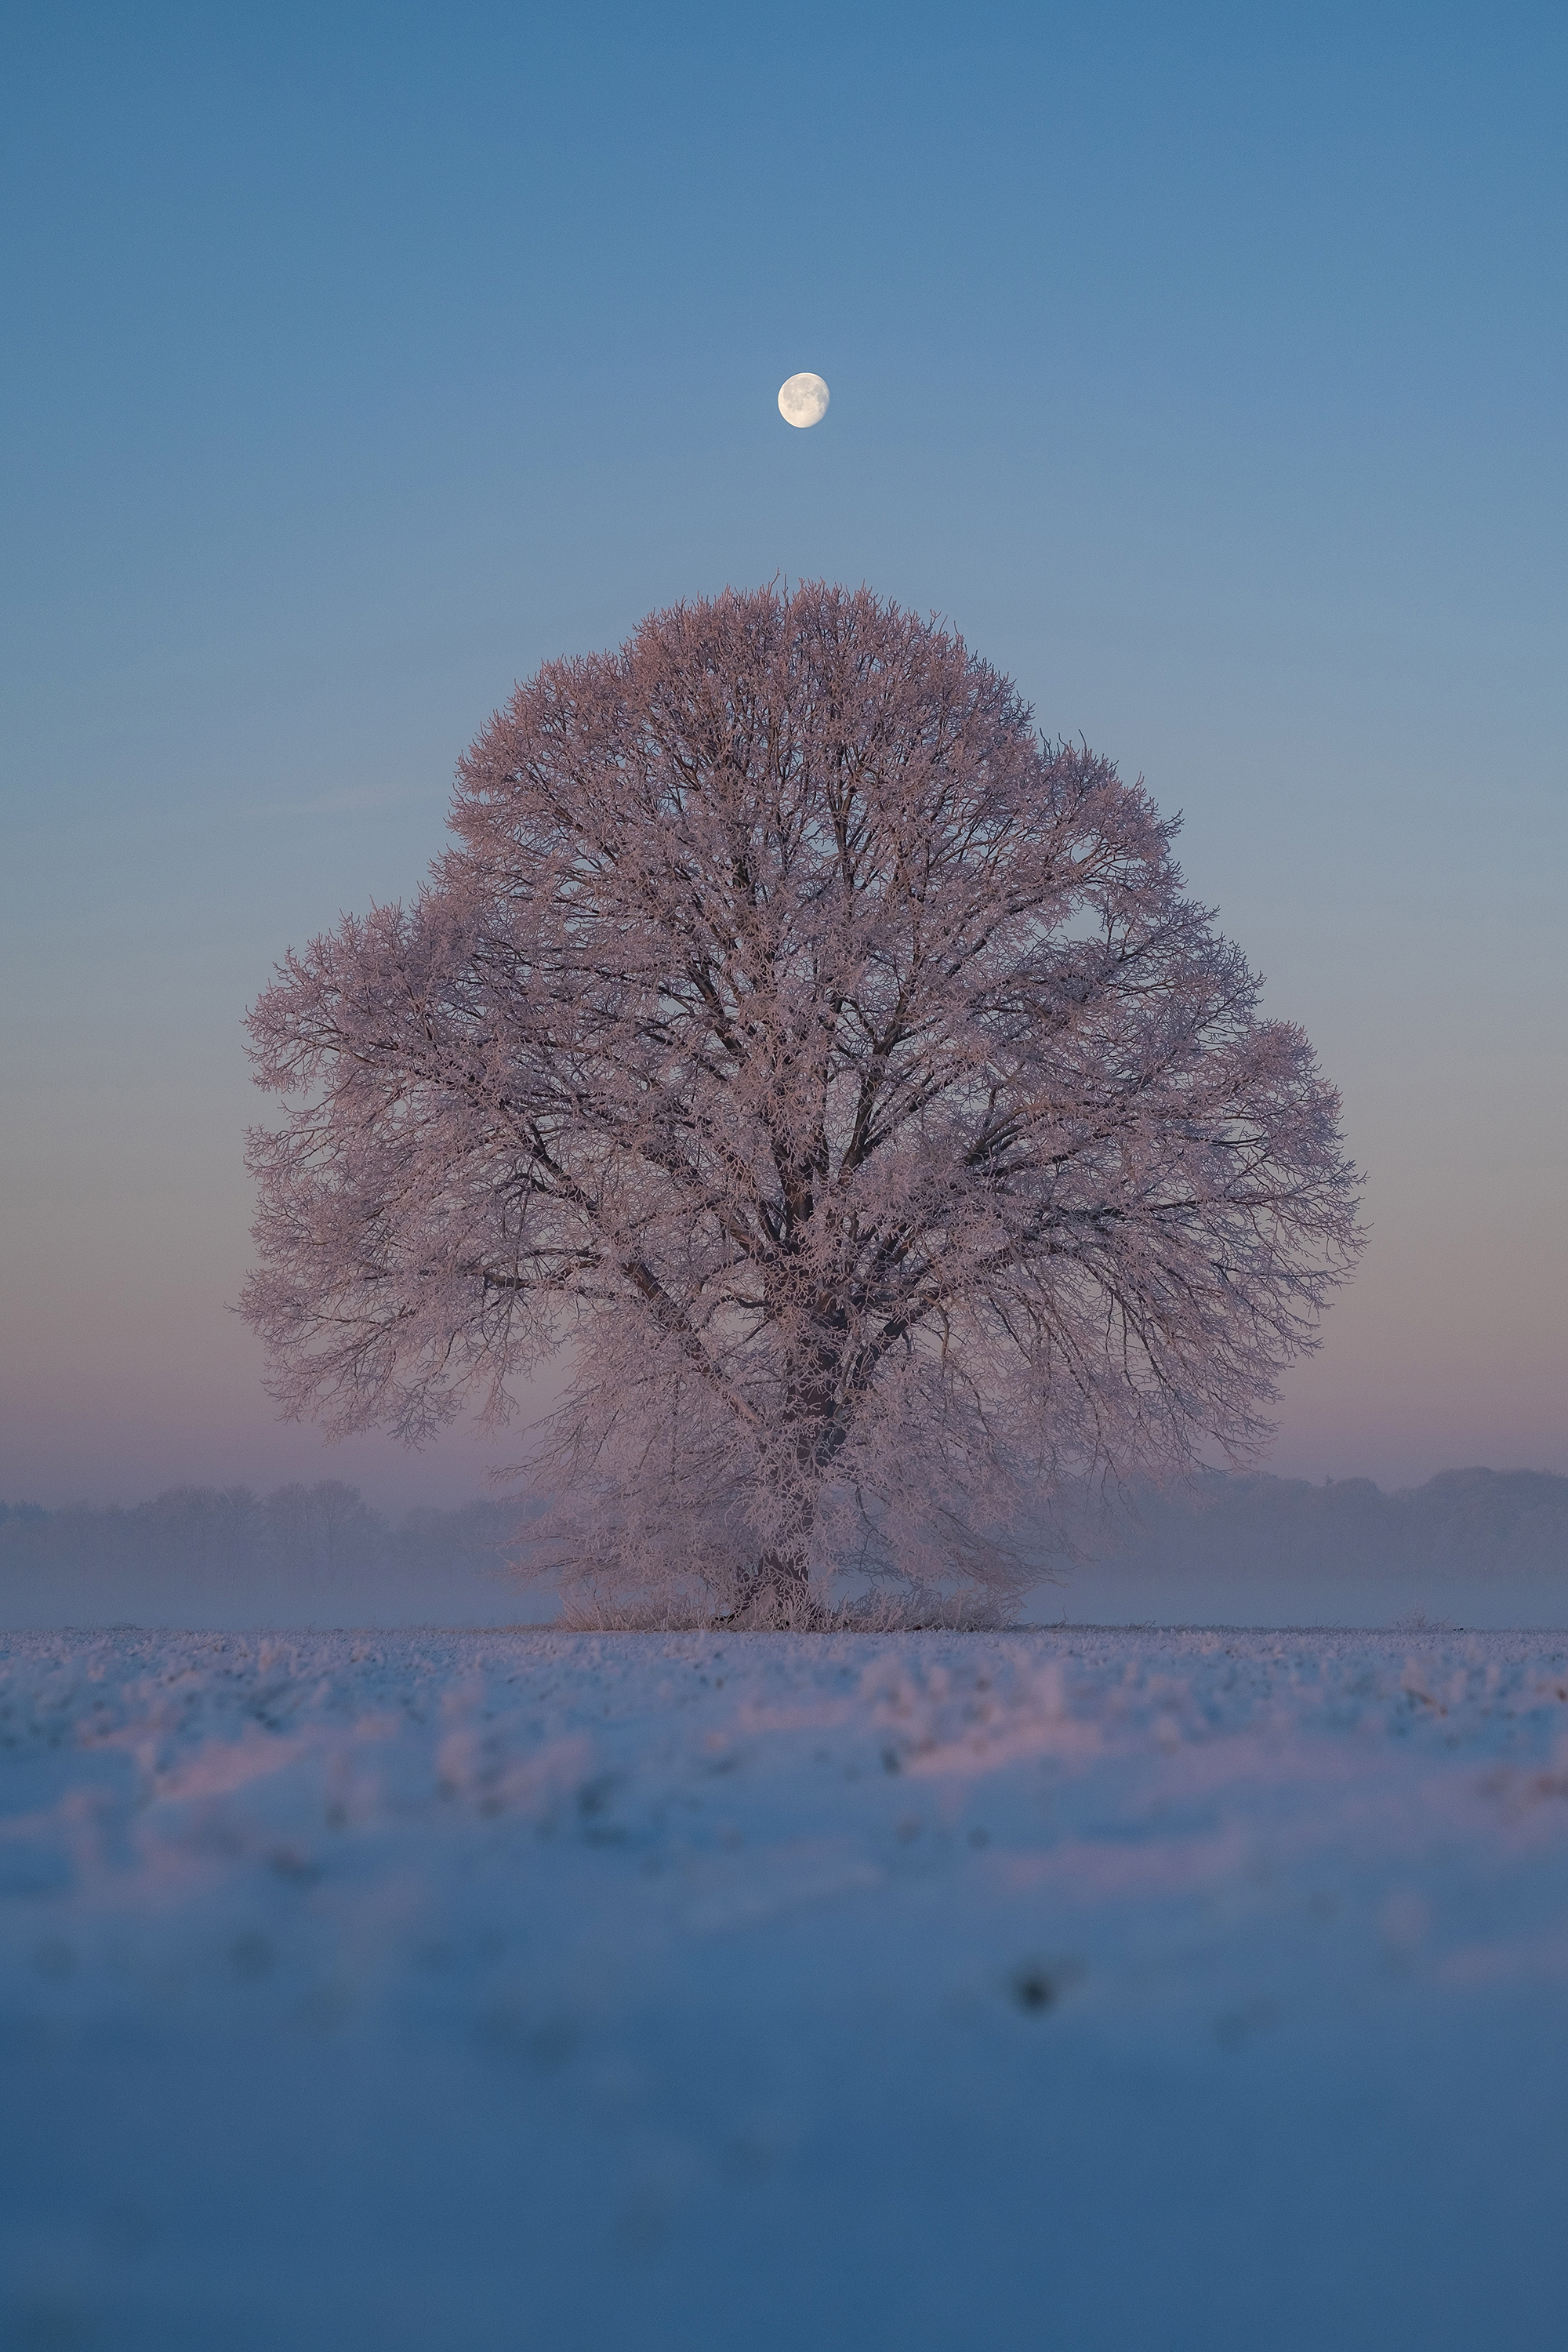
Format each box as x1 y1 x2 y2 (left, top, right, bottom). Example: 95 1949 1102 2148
2 1 1564 1506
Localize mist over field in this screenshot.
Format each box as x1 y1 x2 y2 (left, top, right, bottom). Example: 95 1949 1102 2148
3 1466 1563 1632
1055 1465 1568 1628
0 1486 541 1632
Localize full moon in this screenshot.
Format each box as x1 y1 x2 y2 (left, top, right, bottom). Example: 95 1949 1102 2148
778 372 829 428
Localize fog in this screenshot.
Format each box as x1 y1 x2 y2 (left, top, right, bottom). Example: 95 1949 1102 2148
2 1466 1564 1631
1053 1465 1568 1627
0 1484 548 1631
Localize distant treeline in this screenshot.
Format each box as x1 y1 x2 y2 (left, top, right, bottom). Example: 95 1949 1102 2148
1 1466 1564 1629
0 1483 543 1629
1054 1465 1568 1626
1089 1466 1568 1578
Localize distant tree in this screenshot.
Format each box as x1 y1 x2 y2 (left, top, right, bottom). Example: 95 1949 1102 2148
243 583 1363 1617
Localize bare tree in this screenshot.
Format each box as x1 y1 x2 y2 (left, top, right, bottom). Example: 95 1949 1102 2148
244 583 1363 1616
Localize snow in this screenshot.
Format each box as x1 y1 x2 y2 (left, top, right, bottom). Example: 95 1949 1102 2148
5 1626 1568 2347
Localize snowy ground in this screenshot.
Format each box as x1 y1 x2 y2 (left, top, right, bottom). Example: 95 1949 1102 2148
5 1628 1568 2350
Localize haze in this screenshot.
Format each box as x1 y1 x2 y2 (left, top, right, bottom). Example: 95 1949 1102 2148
2 2 1563 1514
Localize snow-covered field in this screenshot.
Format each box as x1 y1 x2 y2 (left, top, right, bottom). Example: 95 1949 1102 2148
5 1628 1568 2350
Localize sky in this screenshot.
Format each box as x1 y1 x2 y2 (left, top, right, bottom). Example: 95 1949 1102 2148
2 0 1564 1511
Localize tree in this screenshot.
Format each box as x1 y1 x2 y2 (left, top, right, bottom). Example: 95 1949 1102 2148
243 582 1363 1617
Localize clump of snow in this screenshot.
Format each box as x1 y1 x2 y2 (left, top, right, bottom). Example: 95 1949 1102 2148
4 1628 1568 2347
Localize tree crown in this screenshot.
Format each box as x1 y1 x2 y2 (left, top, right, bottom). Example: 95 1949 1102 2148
245 582 1363 1610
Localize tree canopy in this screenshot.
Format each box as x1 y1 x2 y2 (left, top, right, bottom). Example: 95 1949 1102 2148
244 583 1363 1613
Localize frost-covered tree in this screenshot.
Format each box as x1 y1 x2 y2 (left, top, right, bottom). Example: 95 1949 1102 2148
244 583 1362 1616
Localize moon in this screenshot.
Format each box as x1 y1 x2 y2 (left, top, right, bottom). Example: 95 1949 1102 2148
778 372 829 428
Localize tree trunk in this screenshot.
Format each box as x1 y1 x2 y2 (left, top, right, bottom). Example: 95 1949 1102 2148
724 1488 818 1624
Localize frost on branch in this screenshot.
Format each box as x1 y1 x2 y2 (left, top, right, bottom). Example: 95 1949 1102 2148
243 582 1363 1615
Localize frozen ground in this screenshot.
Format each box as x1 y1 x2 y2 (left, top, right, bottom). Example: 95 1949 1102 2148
4 1628 1568 2350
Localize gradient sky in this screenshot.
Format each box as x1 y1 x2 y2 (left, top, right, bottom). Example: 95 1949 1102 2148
2 1 1564 1510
